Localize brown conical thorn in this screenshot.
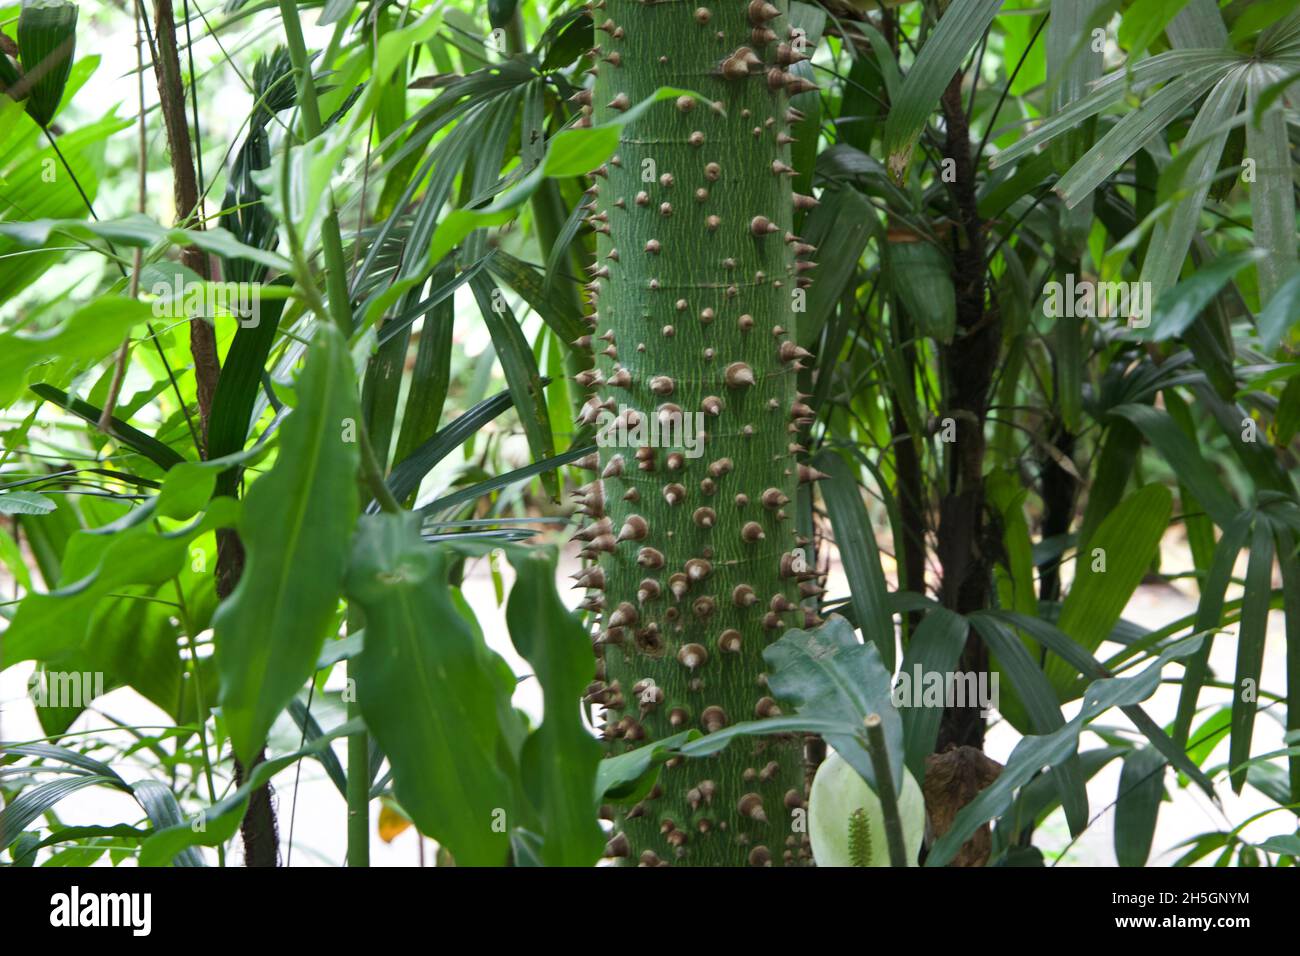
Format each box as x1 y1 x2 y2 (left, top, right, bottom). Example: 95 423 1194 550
761 487 790 510
687 786 703 811
798 464 830 484
700 705 728 733
578 596 605 612
645 239 661 254
637 547 665 569
794 260 817 274
705 162 722 181
794 242 817 257
777 42 808 66
769 594 796 613
668 572 690 600
753 26 777 44
576 399 602 426
608 368 631 388
786 107 805 123
604 832 629 858
698 307 716 324
718 629 743 654
573 369 601 388
649 375 675 396
662 483 686 505
707 457 734 478
569 88 593 107
637 577 662 603
804 609 821 628
761 611 781 630
617 514 648 542
705 214 721 231
771 160 796 177
750 215 778 236
786 75 817 96
692 596 716 619
571 517 613 542
668 706 689 727
792 192 819 210
603 51 622 67
605 248 620 262
725 362 756 389
694 6 711 24
741 521 765 543
743 424 756 437
689 132 705 149
639 685 664 713
572 335 593 351
796 277 813 289
758 760 781 782
778 552 799 578
748 0 780 23
586 534 617 555
733 583 757 607
634 447 655 473
693 507 717 529
779 340 814 363
635 190 650 206
790 401 815 420
661 173 676 189
601 455 625 479
721 46 762 79
738 792 767 822
660 202 674 217
766 68 787 91
748 845 772 867
572 565 606 590
677 643 709 670
595 17 615 32
733 492 750 508
735 314 754 332
575 452 601 471
601 344 619 360
666 452 685 470
798 581 825 598
685 557 713 581
608 602 638 629
656 403 683 429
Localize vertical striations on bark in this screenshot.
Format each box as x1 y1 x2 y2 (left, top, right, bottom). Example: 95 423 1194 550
578 0 820 866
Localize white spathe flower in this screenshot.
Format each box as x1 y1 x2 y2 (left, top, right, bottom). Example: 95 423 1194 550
808 748 926 866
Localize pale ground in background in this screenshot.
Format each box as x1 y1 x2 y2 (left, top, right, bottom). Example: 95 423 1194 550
0 517 1289 866
1 9 1290 867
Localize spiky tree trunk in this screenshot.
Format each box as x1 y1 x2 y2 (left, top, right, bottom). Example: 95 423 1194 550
574 0 820 867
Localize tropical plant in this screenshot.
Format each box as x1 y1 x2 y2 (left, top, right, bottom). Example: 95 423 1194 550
1 0 1298 871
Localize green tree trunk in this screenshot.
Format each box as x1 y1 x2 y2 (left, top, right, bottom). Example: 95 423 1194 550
579 0 820 866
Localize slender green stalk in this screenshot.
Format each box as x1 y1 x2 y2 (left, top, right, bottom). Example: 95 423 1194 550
346 687 369 866
863 714 908 867
172 577 224 867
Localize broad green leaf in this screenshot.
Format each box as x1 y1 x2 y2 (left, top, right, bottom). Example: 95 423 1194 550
1047 483 1172 695
345 514 520 866
1245 66 1299 304
897 607 968 781
0 490 55 515
883 0 1004 181
763 616 903 796
926 639 1202 866
1115 746 1167 866
814 449 894 670
505 548 604 866
214 324 361 765
0 296 155 407
1109 403 1238 526
1229 521 1274 793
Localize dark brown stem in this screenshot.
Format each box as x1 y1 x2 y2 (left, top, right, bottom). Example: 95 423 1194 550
152 0 278 866
934 71 996 753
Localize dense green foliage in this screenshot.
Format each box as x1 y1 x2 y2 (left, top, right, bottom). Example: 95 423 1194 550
0 0 1298 869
